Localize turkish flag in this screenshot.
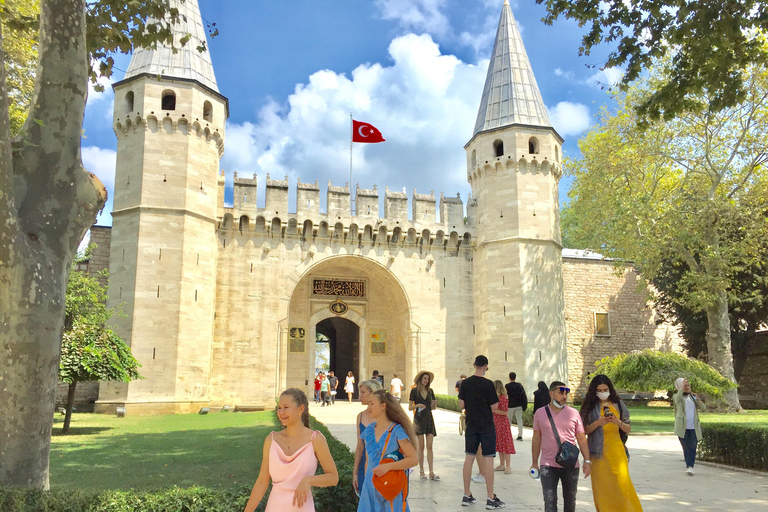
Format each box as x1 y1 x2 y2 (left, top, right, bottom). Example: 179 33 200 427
352 120 385 143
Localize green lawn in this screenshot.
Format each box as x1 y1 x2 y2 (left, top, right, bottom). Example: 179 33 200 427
50 411 279 491
627 406 768 434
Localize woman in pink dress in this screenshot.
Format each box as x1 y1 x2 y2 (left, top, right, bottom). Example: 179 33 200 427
243 389 339 512
492 380 516 474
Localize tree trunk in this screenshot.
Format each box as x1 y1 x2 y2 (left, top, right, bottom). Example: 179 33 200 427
705 290 742 411
0 0 105 489
62 382 78 434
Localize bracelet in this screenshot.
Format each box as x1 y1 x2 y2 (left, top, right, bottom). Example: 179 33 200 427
584 460 591 464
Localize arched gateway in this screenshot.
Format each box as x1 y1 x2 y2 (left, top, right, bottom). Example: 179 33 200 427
281 256 412 398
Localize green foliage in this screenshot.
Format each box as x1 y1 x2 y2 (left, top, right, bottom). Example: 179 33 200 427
594 350 735 399
698 424 768 471
535 0 768 122
59 322 141 384
307 416 357 511
65 245 113 331
435 394 535 428
0 0 38 136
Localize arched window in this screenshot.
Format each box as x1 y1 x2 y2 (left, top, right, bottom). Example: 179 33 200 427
528 137 540 154
471 149 476 168
161 90 176 110
203 100 213 122
125 91 134 114
493 139 504 157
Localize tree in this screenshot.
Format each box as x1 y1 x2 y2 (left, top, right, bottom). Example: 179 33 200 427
1 0 38 136
0 0 195 490
594 350 736 400
563 61 768 411
536 0 768 122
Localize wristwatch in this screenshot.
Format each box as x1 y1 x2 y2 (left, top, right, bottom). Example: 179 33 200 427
584 460 591 464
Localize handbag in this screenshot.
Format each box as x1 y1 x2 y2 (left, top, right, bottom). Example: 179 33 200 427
545 406 580 469
372 424 409 512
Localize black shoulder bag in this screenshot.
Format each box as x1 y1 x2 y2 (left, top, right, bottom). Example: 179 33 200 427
544 406 580 469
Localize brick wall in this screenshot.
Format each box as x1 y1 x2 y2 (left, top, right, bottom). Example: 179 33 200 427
563 257 685 397
737 331 768 409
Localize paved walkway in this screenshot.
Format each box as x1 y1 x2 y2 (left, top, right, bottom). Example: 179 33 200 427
312 402 768 511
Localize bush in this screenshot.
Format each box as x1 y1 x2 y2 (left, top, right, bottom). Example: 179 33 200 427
435 394 535 428
698 424 768 472
0 416 358 512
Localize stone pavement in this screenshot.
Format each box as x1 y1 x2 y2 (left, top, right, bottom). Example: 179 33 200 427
311 402 768 512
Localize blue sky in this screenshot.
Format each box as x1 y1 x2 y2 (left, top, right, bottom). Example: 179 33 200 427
82 0 621 225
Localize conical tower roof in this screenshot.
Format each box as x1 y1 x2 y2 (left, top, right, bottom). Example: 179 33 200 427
473 1 550 135
124 0 219 92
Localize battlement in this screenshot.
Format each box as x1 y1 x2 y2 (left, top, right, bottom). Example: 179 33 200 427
468 154 562 182
222 174 474 248
113 113 225 157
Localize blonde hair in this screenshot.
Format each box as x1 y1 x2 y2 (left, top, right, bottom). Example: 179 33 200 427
280 388 310 428
359 379 383 393
494 379 506 396
371 390 418 448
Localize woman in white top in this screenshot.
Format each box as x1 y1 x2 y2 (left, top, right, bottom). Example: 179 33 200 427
345 371 356 403
673 377 706 476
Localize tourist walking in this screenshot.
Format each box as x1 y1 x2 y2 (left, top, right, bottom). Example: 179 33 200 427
320 373 330 406
345 371 356 403
353 379 383 496
505 372 527 440
533 381 550 412
531 381 591 512
357 389 418 512
493 380 515 474
458 355 505 509
455 374 467 394
328 371 338 405
409 370 439 480
243 389 338 512
314 373 322 403
581 374 642 511
673 377 706 475
390 373 404 401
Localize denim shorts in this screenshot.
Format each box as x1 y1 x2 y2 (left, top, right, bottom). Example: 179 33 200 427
464 429 496 457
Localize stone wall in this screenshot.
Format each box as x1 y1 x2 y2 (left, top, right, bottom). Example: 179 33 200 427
737 331 768 409
562 256 685 397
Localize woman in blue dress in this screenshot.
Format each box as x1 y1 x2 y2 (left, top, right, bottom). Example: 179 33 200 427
353 379 383 495
357 390 418 512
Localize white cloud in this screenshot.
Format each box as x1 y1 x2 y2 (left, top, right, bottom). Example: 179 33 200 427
554 68 575 81
548 101 592 137
375 0 451 37
82 146 117 192
587 67 624 89
221 34 486 206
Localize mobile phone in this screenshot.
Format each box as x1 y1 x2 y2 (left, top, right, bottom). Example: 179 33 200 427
603 406 614 417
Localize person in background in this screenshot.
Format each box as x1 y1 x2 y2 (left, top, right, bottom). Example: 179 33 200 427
390 373 404 402
492 380 515 474
673 377 706 476
243 388 338 512
372 369 383 385
531 381 591 512
505 372 527 441
580 374 642 511
319 372 330 407
353 379 383 496
409 370 439 480
455 374 467 395
328 371 338 405
345 371 356 403
533 381 550 413
313 373 322 403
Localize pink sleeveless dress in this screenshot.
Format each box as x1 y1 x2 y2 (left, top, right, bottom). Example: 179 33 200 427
266 430 319 512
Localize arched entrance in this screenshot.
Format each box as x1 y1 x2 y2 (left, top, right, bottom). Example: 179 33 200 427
282 255 412 399
316 317 359 399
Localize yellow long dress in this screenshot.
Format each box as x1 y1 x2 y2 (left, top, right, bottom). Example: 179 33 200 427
591 403 643 512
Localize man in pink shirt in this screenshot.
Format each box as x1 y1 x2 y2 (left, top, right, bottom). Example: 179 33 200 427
531 381 591 512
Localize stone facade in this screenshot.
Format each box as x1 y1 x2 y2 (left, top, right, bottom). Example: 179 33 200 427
737 331 768 408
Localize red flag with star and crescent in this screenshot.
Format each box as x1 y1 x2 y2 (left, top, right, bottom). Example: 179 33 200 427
352 120 385 143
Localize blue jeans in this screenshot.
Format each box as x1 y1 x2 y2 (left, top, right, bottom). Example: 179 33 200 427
679 429 698 468
540 465 579 512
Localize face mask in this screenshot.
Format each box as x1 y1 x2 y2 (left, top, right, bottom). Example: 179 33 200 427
596 391 610 401
552 400 565 409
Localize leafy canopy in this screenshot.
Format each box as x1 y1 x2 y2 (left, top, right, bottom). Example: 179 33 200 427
536 0 768 122
595 350 736 398
60 321 141 384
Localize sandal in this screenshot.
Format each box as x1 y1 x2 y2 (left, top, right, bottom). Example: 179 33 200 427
494 465 505 472
504 468 512 475
429 473 440 481
420 471 428 480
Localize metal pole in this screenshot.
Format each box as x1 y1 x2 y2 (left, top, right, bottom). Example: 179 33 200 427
350 113 353 215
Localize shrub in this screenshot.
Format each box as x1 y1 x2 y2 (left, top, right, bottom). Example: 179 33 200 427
436 394 535 427
309 416 357 511
698 424 768 472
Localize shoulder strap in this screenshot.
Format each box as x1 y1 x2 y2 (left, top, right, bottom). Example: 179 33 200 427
311 430 319 441
544 406 563 448
380 423 396 464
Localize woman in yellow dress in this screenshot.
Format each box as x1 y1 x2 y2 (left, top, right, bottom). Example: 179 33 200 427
581 374 643 512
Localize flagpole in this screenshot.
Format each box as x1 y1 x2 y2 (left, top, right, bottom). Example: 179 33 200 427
350 113 353 215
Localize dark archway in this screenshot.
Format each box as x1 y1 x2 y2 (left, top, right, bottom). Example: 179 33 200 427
317 317 360 399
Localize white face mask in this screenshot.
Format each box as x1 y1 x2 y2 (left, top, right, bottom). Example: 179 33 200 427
596 391 610 401
552 400 565 409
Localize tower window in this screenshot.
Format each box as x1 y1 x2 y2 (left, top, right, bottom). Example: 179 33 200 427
493 139 504 157
161 90 176 110
203 100 213 122
125 91 134 114
528 137 540 154
471 149 476 168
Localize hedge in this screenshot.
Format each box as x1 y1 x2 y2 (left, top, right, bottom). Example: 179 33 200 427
435 394 535 428
0 416 358 512
698 424 768 472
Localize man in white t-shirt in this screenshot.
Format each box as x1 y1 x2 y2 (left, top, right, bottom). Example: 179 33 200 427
390 373 404 401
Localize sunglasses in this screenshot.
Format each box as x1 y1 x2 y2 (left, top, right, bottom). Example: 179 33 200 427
554 387 570 394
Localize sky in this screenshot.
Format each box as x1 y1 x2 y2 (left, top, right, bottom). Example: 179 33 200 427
82 0 622 225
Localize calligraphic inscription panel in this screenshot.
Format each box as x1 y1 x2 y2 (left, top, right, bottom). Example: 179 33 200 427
289 327 306 353
312 279 365 298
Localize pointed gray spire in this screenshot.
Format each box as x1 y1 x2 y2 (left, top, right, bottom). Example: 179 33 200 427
124 0 219 92
473 1 550 135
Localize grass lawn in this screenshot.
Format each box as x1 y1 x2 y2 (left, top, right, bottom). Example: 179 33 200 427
50 411 279 491
627 405 768 434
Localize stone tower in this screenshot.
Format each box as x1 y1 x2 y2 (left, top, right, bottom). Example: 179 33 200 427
466 1 568 391
97 0 228 414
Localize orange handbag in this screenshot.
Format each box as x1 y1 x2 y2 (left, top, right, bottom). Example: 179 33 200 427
372 424 409 511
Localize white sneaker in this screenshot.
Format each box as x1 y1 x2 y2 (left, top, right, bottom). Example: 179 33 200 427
686 467 694 476
471 473 486 483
